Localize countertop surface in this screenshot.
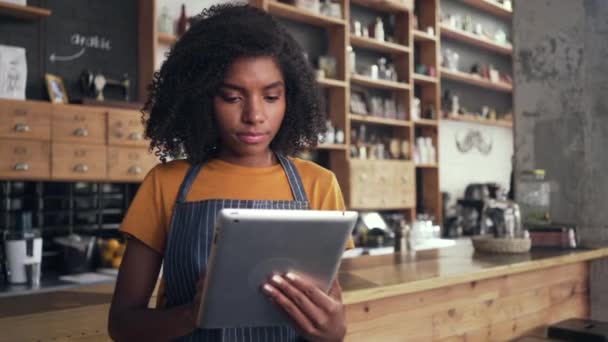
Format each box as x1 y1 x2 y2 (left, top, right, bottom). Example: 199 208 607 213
0 240 607 341
338 240 608 304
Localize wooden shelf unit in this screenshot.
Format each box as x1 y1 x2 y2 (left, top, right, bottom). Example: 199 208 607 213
316 143 349 150
158 32 177 45
139 0 442 224
441 68 513 93
0 1 51 19
440 24 512 56
413 73 438 85
317 78 347 88
350 114 411 127
350 35 410 54
443 115 513 128
414 119 439 127
460 0 512 18
413 30 437 43
350 74 411 91
267 1 346 27
350 0 412 13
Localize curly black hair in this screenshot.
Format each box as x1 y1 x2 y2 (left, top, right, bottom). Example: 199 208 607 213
143 3 327 164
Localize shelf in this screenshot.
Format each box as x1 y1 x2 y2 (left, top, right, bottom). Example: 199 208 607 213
443 115 513 128
440 25 512 56
349 113 411 127
350 74 410 91
413 30 437 43
441 68 512 93
414 119 439 127
317 143 348 150
267 1 345 27
413 73 438 85
460 0 512 18
158 32 177 45
350 36 410 54
317 77 347 88
416 164 439 169
350 0 412 13
0 1 51 19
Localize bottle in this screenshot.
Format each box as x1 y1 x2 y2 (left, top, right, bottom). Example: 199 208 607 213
325 120 335 144
347 46 356 74
374 17 385 42
177 4 189 36
158 6 172 34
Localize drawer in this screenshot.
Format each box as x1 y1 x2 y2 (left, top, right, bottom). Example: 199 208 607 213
0 139 50 179
107 109 147 147
107 147 158 182
52 105 106 144
0 99 51 140
52 143 107 180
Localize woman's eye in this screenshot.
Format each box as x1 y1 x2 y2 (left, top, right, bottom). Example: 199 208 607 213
221 95 241 103
265 95 280 102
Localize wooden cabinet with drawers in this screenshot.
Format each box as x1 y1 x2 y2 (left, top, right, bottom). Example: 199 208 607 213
107 146 158 182
107 109 147 147
52 104 106 144
0 139 51 179
0 99 51 141
349 160 415 210
51 143 107 180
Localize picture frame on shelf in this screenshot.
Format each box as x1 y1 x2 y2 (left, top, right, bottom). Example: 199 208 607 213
45 73 69 104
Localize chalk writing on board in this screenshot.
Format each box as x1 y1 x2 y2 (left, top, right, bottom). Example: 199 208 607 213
70 34 112 51
49 47 85 63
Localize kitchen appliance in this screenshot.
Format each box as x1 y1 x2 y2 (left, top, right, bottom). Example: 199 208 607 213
4 211 42 285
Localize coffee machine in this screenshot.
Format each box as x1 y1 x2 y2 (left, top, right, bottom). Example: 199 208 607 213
3 212 42 285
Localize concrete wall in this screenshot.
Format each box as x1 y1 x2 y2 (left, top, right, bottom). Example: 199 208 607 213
513 0 608 320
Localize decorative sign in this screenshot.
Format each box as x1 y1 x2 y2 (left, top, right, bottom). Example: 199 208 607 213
455 130 493 155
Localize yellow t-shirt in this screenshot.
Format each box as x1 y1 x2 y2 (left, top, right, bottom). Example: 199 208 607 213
120 157 353 254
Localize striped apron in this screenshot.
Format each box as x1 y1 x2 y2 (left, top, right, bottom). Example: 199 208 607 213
164 155 309 341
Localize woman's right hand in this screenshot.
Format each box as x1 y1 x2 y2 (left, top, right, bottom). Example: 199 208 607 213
188 272 206 330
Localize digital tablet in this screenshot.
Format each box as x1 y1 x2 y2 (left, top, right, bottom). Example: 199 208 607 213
197 208 358 329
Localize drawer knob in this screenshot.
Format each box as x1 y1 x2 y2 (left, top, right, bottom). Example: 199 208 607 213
14 163 29 172
73 164 89 173
401 176 408 182
14 123 31 133
73 128 89 137
128 165 143 175
128 132 143 141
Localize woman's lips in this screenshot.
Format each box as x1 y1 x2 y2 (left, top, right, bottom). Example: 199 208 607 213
236 132 267 144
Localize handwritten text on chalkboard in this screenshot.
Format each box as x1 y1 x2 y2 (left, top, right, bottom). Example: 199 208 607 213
71 34 112 51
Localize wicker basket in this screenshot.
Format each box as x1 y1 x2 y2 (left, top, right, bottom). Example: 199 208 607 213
471 236 532 254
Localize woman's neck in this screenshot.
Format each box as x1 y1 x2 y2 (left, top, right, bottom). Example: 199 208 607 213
216 149 278 168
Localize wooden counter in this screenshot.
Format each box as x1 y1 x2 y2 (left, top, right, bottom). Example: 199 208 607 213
1 241 607 341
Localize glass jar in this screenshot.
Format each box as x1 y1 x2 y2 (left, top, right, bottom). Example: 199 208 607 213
518 169 551 225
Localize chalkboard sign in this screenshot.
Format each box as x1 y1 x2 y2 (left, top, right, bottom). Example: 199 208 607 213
0 0 138 102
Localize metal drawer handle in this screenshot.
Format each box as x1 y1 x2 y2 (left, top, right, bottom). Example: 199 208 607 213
73 164 89 173
128 132 143 141
73 128 89 137
14 123 31 133
128 165 142 175
14 163 29 171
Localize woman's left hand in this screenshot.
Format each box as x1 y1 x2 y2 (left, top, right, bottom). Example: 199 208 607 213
263 273 346 342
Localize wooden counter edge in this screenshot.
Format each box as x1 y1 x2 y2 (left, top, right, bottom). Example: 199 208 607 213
342 247 608 305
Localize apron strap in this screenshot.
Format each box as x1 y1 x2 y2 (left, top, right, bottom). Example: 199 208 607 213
176 163 204 203
175 154 309 203
277 154 309 203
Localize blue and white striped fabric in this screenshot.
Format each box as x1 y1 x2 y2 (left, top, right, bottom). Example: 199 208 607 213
164 155 309 341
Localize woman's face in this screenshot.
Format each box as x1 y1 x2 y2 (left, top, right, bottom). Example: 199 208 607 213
213 56 286 163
